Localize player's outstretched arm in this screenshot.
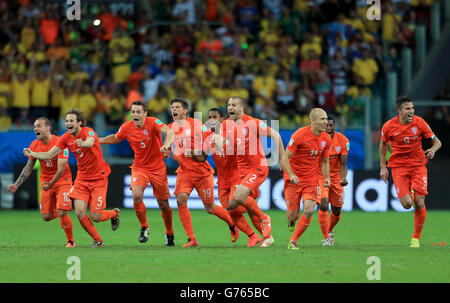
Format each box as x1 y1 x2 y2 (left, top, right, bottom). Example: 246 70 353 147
43 158 69 191
75 136 94 148
425 136 442 160
379 138 389 183
340 154 349 186
8 158 36 193
283 149 299 184
24 146 61 161
160 125 174 153
99 134 121 145
321 157 330 187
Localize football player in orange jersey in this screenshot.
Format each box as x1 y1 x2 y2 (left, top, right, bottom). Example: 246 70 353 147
24 109 120 248
379 96 441 248
9 117 75 247
99 101 176 246
285 108 331 250
168 98 238 247
317 116 349 245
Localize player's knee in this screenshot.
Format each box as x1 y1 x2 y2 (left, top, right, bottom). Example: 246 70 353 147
133 193 144 204
42 214 53 222
400 199 413 209
57 210 68 218
89 212 101 222
319 199 329 211
176 194 188 207
331 206 342 217
157 199 171 212
287 210 299 222
204 203 215 214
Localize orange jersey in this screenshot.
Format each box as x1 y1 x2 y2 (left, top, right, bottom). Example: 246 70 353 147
220 114 270 178
319 131 349 183
204 130 240 189
116 117 166 171
29 135 72 186
381 115 435 168
169 117 214 177
56 127 111 181
285 125 331 184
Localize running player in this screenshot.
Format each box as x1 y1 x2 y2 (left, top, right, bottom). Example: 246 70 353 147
286 108 331 250
168 98 238 247
99 101 175 246
203 108 262 247
24 109 120 248
379 95 441 248
317 116 349 245
215 97 294 248
8 117 75 247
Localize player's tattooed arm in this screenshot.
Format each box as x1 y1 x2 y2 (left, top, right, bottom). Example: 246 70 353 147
8 158 36 192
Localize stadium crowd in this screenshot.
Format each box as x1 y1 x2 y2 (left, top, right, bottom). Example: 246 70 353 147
0 0 443 133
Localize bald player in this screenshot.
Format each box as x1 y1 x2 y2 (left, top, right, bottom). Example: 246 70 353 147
285 108 331 250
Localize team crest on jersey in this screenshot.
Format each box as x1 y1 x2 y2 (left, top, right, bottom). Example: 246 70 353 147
185 129 191 136
321 141 326 149
242 127 248 135
143 129 149 136
335 146 341 153
411 126 417 135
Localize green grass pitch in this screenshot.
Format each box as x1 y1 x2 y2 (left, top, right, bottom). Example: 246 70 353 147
0 209 448 283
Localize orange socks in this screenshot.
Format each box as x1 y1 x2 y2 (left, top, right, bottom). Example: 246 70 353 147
98 209 118 222
178 204 195 240
329 212 341 233
412 206 426 240
134 202 148 228
212 205 234 226
59 215 74 242
78 215 102 242
250 215 263 234
243 196 267 221
161 208 174 235
318 209 330 239
229 208 254 236
291 215 311 242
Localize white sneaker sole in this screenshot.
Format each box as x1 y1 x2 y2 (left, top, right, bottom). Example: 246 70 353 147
260 235 274 248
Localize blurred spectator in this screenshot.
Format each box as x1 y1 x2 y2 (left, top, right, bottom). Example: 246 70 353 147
328 48 349 100
300 49 321 89
346 75 372 126
252 64 277 116
276 69 296 114
104 85 125 124
39 9 59 45
0 103 12 131
11 69 31 122
196 87 218 120
77 81 97 123
352 46 379 86
148 84 170 122
314 68 335 111
237 0 259 35
30 67 51 121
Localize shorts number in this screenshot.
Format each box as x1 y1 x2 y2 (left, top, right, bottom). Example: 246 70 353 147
140 141 146 149
404 137 410 144
63 192 71 203
97 196 103 207
202 188 212 199
310 150 319 157
246 174 257 184
45 160 53 167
